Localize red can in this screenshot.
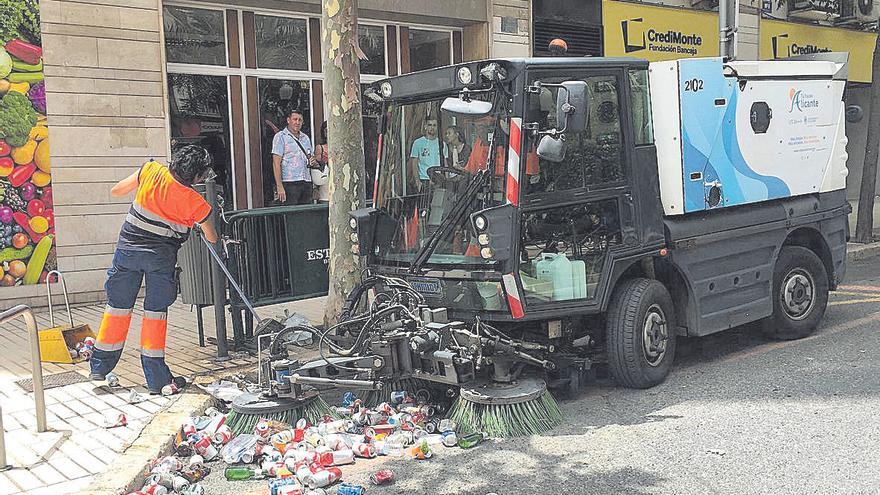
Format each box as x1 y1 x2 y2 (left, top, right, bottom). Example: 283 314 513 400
369 469 395 485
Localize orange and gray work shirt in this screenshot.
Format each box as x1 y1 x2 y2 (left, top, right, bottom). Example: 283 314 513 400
117 161 212 256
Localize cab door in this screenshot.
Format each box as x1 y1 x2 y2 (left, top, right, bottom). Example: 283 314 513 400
515 68 637 316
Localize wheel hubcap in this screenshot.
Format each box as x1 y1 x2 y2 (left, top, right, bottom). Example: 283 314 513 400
642 304 668 367
781 269 815 320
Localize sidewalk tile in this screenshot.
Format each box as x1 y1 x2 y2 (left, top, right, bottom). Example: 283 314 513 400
0 474 17 495
46 453 89 480
5 468 42 492
29 463 67 486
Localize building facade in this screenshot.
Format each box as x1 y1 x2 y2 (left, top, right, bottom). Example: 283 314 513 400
3 0 875 307
2 0 532 308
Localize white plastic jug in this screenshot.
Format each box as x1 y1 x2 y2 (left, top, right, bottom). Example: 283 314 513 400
571 259 587 299
549 253 574 301
535 253 556 282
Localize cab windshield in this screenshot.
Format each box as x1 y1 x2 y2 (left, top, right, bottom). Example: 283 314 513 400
373 92 508 268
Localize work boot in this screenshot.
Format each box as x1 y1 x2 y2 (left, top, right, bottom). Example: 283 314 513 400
149 376 187 396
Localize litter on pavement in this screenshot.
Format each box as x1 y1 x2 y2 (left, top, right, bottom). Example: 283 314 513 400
129 387 486 495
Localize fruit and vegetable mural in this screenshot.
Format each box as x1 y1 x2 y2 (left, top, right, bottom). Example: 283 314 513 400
0 0 55 287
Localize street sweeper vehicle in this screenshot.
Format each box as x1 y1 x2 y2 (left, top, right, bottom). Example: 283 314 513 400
227 54 855 438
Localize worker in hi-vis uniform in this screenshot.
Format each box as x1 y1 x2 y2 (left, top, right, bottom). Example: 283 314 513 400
89 145 218 394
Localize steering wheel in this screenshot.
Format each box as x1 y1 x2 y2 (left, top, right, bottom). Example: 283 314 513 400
427 166 471 185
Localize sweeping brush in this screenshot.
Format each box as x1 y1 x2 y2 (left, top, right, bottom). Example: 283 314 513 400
447 376 563 438
226 390 336 435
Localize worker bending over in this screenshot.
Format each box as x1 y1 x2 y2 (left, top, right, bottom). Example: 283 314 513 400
90 145 218 394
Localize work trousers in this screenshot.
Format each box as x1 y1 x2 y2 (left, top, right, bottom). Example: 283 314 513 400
90 248 177 392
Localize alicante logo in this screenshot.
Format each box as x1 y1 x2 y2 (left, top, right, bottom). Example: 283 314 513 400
789 88 820 113
621 18 703 55
772 34 832 58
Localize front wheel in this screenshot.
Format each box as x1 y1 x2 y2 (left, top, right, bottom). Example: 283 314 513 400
606 278 677 389
763 246 828 340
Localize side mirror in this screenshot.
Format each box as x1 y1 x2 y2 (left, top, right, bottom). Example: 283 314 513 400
441 96 493 116
537 135 567 163
556 81 589 133
846 104 864 123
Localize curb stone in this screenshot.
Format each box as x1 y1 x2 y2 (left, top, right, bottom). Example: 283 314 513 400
845 241 880 264
78 388 214 495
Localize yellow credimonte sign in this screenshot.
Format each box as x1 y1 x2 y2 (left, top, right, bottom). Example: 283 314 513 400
760 19 877 83
603 0 719 61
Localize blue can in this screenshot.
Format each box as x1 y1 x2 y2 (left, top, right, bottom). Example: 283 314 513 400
390 390 408 404
342 391 357 407
336 483 366 495
269 477 299 495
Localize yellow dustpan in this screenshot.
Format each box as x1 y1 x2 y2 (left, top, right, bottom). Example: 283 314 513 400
38 270 96 363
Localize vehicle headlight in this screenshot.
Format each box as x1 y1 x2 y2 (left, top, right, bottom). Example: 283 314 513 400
457 66 473 85
474 215 487 231
380 81 393 98
478 234 490 245
480 247 493 259
349 217 358 230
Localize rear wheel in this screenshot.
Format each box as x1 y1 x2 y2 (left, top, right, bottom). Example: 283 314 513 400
763 246 828 340
606 278 677 389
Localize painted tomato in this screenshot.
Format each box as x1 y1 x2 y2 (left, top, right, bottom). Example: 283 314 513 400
11 233 28 249
27 199 45 217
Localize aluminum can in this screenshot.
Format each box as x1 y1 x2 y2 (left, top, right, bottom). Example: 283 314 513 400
171 476 190 493
369 469 395 485
213 425 233 445
305 468 342 489
192 435 218 461
390 391 408 404
141 484 168 495
145 472 174 489
354 443 377 458
441 431 458 447
336 483 365 495
438 419 457 433
181 484 205 495
295 418 310 429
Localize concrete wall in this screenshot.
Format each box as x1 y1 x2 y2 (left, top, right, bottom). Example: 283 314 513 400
490 0 531 57
0 0 169 308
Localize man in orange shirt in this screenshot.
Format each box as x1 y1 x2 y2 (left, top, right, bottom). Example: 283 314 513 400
90 145 218 394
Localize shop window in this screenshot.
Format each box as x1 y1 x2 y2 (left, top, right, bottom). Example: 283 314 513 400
519 200 622 305
257 79 312 205
408 29 451 72
359 25 386 76
167 74 233 207
163 6 226 66
255 15 309 71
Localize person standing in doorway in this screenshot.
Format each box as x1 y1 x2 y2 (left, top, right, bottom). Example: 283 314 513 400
312 120 330 203
272 109 318 205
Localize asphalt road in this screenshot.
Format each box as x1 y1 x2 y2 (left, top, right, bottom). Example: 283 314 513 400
203 258 880 495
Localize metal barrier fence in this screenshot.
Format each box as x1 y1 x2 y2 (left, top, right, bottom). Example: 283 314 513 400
224 203 330 343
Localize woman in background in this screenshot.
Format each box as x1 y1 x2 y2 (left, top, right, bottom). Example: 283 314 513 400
313 120 330 203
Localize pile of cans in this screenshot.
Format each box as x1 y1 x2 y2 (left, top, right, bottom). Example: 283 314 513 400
69 336 95 361
131 390 472 495
126 407 229 495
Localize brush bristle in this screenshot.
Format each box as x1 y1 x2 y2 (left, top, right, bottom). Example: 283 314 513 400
447 389 563 438
226 395 335 435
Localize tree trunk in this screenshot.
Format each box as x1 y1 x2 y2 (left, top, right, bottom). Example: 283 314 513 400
855 35 880 243
322 0 366 326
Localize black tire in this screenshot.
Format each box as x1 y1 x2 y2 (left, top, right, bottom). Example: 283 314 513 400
606 278 677 389
763 246 828 340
